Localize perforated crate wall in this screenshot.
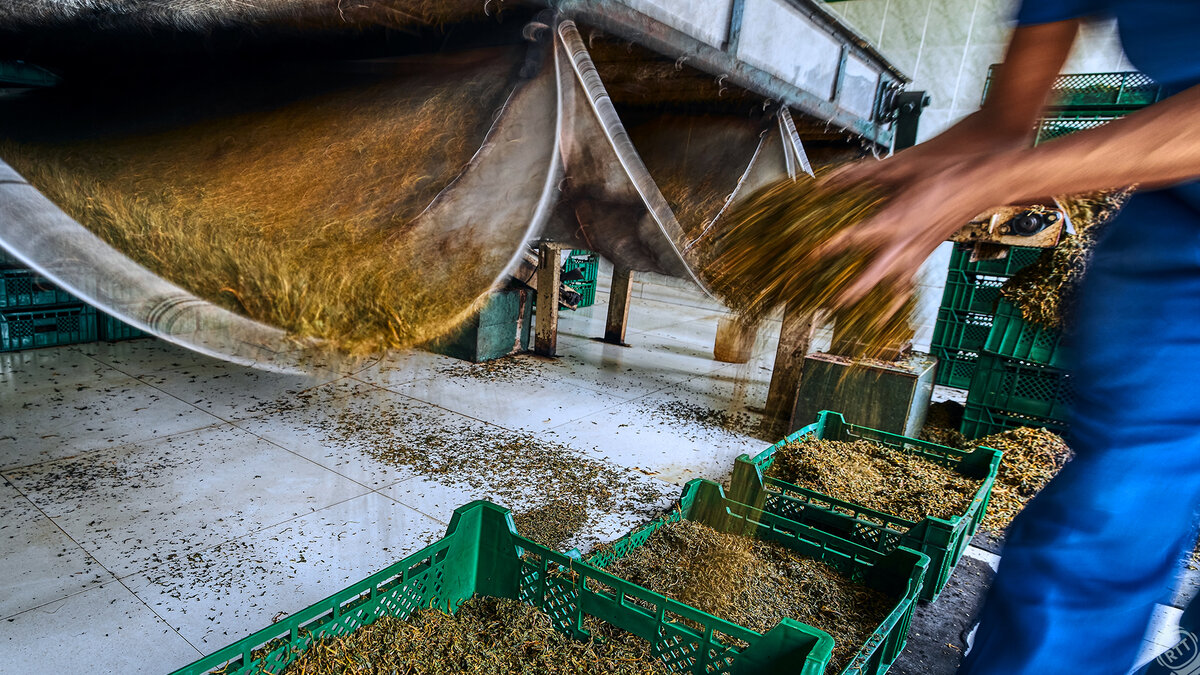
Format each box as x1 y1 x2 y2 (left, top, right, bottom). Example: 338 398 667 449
983 67 1164 111
587 479 929 674
966 353 1073 422
562 250 599 309
173 499 848 675
0 305 97 352
1048 71 1164 108
98 312 148 342
931 309 994 388
932 347 980 390
1035 114 1120 144
941 271 1007 315
960 402 1069 440
0 268 77 309
984 300 1068 368
947 244 1042 278
727 412 999 603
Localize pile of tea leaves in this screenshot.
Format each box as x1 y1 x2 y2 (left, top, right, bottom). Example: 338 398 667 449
513 500 590 551
703 177 914 360
917 408 1073 532
1000 189 1133 329
764 438 981 522
601 519 891 673
316 396 673 554
971 427 1073 531
279 596 668 675
0 49 520 355
918 401 968 449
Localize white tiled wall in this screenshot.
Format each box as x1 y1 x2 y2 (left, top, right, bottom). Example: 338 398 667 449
827 0 1133 142
824 0 1133 352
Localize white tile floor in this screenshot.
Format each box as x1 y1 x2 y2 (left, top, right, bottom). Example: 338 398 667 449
0 282 785 673
0 279 1183 673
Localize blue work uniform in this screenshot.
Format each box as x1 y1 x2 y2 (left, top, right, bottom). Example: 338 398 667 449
959 2 1200 674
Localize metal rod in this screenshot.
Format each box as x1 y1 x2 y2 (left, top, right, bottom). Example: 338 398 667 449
535 242 563 356
764 304 821 433
604 266 634 345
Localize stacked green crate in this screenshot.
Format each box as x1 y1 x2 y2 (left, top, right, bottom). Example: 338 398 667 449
562 249 599 308
0 251 98 351
175 489 928 675
955 70 1162 436
960 301 1072 438
0 248 146 350
931 246 1041 388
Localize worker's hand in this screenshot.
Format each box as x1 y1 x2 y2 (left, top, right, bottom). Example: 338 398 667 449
829 111 1032 191
818 158 1008 306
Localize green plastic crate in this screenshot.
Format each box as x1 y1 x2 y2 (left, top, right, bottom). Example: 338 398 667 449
983 300 1068 369
728 411 1000 603
0 268 77 309
940 271 1007 315
566 280 598 308
930 308 993 389
0 305 98 352
947 244 1042 279
983 68 1164 113
564 250 599 283
588 480 929 674
171 498 851 675
563 250 599 308
960 402 1069 440
1049 71 1165 109
931 309 993 354
966 353 1073 423
98 312 148 342
931 347 980 390
0 248 19 268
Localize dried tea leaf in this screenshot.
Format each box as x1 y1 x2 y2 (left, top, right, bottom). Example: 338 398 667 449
280 596 668 675
702 178 915 361
765 437 981 522
602 519 892 673
1000 189 1134 330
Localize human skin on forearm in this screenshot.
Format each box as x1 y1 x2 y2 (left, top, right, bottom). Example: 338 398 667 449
827 18 1200 304
841 20 1080 186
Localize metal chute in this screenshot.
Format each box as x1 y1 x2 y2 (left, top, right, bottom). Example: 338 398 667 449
0 41 562 374
0 16 821 372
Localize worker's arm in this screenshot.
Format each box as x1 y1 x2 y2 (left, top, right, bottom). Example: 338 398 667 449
838 20 1081 187
830 20 1200 304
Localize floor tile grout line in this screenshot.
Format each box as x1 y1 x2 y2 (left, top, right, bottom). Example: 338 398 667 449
370 486 456 528
539 360 745 434
113 575 207 658
355 363 660 403
0 483 122 622
347 370 654 424
0 418 233 476
315 384 682 497
224 416 385 494
74 344 386 429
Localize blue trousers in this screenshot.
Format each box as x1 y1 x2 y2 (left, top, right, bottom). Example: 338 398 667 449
960 185 1200 674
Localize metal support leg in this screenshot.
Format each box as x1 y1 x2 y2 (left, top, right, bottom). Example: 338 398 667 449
604 266 634 345
534 243 562 356
764 303 820 434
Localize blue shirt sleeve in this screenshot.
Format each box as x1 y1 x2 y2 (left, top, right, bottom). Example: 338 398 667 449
1015 0 1104 25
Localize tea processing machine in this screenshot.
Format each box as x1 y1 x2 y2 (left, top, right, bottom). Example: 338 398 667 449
0 0 909 373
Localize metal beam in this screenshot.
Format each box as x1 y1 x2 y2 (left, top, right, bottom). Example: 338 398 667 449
604 266 634 345
534 243 563 356
553 1 897 147
764 305 822 434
